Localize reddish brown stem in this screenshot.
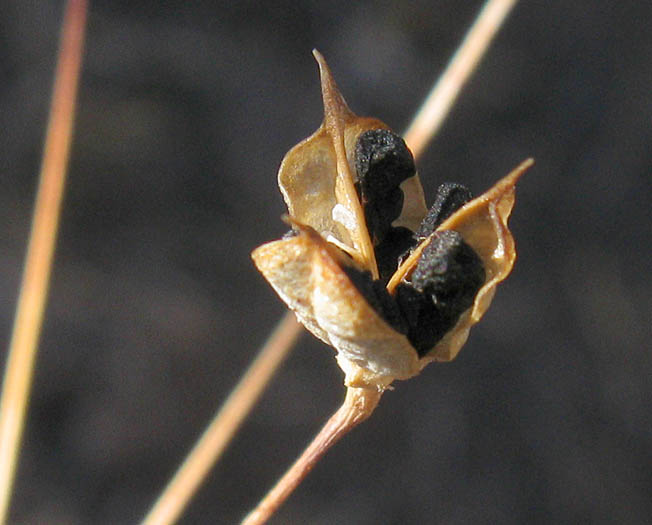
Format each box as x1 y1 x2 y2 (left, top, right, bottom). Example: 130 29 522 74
241 387 383 525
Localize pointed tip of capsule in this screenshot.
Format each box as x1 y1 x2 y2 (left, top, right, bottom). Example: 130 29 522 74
312 49 353 124
312 48 329 78
478 157 533 208
506 157 534 185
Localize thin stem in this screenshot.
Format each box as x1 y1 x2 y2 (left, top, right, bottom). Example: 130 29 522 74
403 0 519 159
241 387 383 525
0 1 87 523
141 312 302 525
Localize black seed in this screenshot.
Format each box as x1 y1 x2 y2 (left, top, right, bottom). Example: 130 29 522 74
411 230 485 309
416 183 473 240
374 227 416 285
341 265 408 335
395 284 452 356
355 130 416 195
354 129 416 244
396 230 485 356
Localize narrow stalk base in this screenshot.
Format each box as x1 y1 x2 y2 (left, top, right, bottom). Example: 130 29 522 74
242 387 383 525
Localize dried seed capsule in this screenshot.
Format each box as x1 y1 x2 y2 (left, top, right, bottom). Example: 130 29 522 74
396 230 485 356
354 129 416 245
415 182 473 240
253 50 531 387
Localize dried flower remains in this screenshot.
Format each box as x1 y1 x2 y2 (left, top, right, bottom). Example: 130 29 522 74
252 50 532 392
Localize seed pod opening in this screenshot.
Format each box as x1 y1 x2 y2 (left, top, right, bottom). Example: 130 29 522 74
253 51 532 389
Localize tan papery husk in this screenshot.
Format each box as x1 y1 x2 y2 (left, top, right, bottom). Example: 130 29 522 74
253 51 532 389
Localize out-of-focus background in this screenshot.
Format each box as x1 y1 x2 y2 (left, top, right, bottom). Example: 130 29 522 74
1 1 650 523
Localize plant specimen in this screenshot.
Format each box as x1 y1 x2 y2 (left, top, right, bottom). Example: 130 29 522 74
246 50 531 524
0 1 531 524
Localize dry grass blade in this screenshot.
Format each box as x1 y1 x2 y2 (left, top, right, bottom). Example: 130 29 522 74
142 0 520 523
403 0 518 157
141 312 302 525
0 1 88 523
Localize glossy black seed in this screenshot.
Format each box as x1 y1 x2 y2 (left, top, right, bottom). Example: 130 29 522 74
354 129 416 244
342 265 408 335
396 230 485 356
415 183 473 240
374 226 416 285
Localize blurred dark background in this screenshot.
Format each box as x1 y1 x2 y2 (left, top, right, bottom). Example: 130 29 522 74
1 1 651 523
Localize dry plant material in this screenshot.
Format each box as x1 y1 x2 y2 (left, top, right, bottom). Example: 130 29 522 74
0 1 87 522
248 50 532 523
253 50 531 390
